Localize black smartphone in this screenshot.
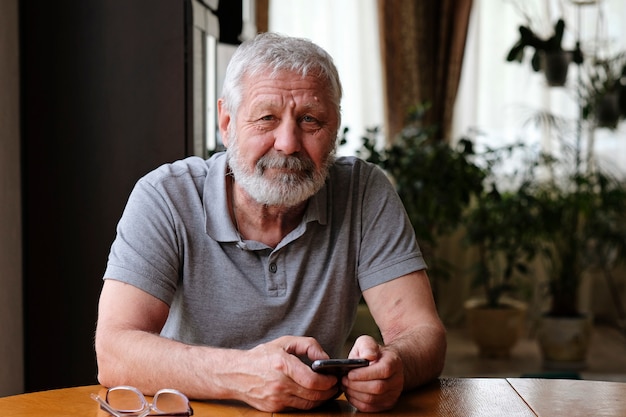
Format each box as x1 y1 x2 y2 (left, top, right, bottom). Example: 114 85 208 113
311 358 369 375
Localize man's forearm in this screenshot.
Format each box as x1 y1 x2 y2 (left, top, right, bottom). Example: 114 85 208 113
96 328 239 400
384 324 447 390
96 328 339 411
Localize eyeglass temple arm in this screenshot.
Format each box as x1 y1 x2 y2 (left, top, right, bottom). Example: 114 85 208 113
90 393 127 417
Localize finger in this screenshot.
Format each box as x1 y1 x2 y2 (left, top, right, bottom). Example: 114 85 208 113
282 375 341 409
345 391 398 413
245 363 339 412
348 335 380 361
272 342 338 390
277 336 329 358
250 389 333 413
343 379 401 413
344 350 404 385
283 390 339 412
289 356 339 391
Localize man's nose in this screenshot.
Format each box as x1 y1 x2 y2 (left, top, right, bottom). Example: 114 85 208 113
273 119 302 155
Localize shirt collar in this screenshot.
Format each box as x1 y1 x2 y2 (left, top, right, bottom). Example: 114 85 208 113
203 152 328 244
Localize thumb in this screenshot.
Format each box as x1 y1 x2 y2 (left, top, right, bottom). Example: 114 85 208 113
279 335 330 361
348 335 381 361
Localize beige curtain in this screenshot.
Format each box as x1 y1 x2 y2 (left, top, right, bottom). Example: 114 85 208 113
378 0 473 142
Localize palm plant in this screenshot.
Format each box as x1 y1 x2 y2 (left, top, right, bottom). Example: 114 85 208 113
530 158 626 316
512 114 626 317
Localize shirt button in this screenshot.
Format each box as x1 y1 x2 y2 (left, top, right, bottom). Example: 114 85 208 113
269 263 277 273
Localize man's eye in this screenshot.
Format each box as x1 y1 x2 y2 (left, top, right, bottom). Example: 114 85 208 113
260 115 275 121
301 115 318 123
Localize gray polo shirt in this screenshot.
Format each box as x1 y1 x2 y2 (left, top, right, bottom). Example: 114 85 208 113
104 152 426 357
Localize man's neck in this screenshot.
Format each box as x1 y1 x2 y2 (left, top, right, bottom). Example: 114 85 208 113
229 178 308 248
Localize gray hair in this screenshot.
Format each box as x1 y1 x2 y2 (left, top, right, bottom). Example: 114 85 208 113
220 32 343 125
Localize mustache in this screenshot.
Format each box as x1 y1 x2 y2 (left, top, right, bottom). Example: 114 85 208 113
256 153 316 174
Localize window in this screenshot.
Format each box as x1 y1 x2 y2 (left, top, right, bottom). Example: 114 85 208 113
193 0 257 156
453 0 626 176
191 0 219 157
269 0 384 156
268 1 626 173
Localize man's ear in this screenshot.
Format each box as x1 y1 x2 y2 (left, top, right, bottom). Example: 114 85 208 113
217 98 231 147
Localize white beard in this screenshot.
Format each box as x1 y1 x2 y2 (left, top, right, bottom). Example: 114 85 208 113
226 135 336 207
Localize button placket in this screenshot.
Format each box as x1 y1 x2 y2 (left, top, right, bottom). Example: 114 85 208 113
266 253 286 296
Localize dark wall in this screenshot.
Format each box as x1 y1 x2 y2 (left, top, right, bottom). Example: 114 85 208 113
20 0 192 391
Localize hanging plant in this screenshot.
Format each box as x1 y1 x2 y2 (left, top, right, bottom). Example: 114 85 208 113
506 19 584 86
619 64 626 116
579 52 626 129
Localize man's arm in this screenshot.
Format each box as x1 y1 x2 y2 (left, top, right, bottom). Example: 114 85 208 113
94 279 339 412
342 269 446 412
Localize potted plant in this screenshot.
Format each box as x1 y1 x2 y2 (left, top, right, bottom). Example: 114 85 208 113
516 117 626 369
462 142 538 357
356 104 487 302
506 18 584 86
579 52 626 129
345 105 486 344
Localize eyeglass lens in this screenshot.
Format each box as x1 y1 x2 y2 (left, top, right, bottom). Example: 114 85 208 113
106 388 146 413
106 387 189 415
152 391 189 414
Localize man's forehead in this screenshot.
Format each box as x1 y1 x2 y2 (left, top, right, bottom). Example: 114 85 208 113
243 77 332 106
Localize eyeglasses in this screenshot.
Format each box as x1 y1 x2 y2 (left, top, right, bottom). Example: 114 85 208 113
91 385 194 417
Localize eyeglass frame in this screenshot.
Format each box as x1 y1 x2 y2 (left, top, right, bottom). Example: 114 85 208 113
91 385 194 417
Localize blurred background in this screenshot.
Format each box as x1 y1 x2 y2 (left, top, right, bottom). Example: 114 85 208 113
2 0 626 397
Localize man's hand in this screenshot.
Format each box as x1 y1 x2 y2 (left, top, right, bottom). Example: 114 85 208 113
341 335 404 412
96 282 342 412
227 336 340 412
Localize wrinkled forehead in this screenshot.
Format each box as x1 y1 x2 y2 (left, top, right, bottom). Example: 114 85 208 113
242 65 327 85
244 64 335 91
240 66 340 111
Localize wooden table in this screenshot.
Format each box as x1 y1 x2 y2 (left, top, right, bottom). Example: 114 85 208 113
1 378 625 416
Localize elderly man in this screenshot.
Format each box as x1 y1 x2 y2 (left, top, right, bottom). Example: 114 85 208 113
95 32 446 413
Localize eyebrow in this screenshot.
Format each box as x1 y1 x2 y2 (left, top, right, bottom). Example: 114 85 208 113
250 98 329 116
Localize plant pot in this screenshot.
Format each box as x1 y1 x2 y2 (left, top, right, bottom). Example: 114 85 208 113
464 298 527 358
536 314 593 370
540 51 572 87
619 83 626 117
595 92 621 129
